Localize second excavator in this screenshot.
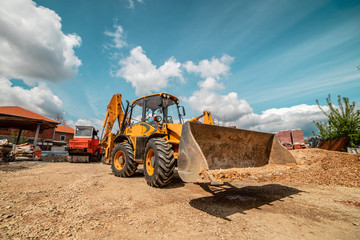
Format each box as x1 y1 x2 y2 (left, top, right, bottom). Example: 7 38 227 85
100 93 295 187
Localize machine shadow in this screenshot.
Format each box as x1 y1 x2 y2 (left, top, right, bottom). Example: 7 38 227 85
107 168 186 188
163 170 185 189
189 183 303 221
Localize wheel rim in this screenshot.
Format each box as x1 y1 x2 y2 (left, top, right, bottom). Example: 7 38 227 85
146 149 155 176
114 150 125 170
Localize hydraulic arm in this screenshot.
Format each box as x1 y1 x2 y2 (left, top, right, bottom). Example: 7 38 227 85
99 94 124 164
189 110 214 125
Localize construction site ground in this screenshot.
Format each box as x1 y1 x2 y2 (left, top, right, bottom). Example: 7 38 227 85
0 149 359 239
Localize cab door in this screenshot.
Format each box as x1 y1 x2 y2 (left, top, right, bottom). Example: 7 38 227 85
126 101 145 146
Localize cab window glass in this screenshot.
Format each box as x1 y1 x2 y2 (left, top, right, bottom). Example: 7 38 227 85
131 104 143 125
165 104 181 124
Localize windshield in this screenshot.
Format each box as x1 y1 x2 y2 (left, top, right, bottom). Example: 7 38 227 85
75 127 93 137
130 104 143 125
131 95 181 125
163 100 181 124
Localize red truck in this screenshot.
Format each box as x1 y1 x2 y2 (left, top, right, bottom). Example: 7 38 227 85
68 126 103 163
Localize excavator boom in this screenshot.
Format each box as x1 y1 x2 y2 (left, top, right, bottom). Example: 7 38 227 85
100 94 123 163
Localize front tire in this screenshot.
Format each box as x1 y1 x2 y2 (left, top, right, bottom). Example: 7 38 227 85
111 142 137 177
144 138 176 187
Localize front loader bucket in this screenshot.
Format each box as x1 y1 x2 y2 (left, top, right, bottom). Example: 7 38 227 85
177 122 296 183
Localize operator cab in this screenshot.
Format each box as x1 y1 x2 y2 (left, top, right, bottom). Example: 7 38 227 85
74 126 98 139
129 93 185 127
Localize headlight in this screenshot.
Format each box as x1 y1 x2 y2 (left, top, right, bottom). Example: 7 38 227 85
154 116 162 122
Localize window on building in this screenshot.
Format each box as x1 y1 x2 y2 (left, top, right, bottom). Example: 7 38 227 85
60 135 66 141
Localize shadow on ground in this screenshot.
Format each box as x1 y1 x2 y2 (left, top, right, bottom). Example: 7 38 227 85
0 163 28 172
189 183 303 220
107 168 186 188
0 161 43 172
164 171 185 189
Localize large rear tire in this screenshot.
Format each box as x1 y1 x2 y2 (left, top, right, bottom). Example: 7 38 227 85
111 142 137 177
144 138 176 187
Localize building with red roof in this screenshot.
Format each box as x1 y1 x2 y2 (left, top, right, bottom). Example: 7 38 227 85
54 125 75 144
0 106 58 130
0 106 74 150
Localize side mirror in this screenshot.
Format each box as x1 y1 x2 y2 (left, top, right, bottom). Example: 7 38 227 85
179 106 186 116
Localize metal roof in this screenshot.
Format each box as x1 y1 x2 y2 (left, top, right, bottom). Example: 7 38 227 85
131 92 179 105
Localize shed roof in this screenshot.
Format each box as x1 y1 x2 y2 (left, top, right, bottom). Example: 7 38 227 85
0 106 59 131
0 106 58 123
56 125 75 134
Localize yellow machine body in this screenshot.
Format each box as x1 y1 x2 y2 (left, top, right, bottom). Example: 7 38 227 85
100 93 296 187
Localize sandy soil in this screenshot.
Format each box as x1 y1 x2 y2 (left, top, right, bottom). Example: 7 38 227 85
211 149 360 188
0 150 360 239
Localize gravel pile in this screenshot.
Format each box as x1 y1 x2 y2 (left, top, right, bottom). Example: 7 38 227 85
211 148 360 188
41 154 69 162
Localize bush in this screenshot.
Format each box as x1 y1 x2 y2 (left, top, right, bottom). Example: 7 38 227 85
313 94 360 147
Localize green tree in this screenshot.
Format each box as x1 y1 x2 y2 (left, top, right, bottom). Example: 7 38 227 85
313 94 360 147
10 129 28 144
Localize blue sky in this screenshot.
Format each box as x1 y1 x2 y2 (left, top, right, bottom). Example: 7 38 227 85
0 0 359 136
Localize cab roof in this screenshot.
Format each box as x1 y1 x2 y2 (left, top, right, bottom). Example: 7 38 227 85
75 126 95 130
131 92 179 105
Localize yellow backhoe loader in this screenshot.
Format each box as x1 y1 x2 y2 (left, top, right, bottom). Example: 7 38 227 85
100 93 295 187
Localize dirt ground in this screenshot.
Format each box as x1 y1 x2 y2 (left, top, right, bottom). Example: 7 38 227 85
1 149 360 239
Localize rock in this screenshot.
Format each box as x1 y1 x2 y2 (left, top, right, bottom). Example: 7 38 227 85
41 154 68 162
28 233 36 238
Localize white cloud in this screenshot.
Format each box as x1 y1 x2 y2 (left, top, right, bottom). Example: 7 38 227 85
67 118 104 132
182 54 329 137
116 46 184 96
186 89 253 122
184 54 249 122
0 0 82 83
197 77 224 91
234 104 329 137
128 0 143 9
0 77 63 119
67 118 121 135
185 88 327 137
183 55 234 79
183 54 233 91
105 24 127 49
